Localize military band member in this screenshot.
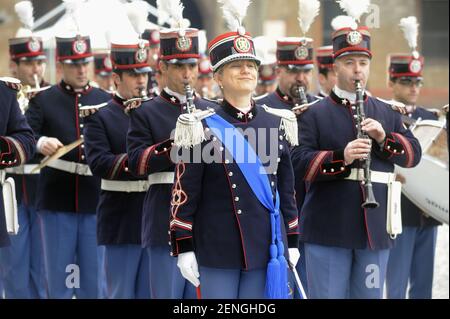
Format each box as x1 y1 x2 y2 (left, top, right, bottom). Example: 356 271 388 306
83 39 152 299
93 52 114 93
25 34 111 298
294 8 422 298
253 36 277 97
195 54 218 99
257 37 319 297
255 63 277 97
257 38 318 109
170 0 300 299
1 75 35 300
0 0 48 299
127 27 207 298
385 16 441 299
142 27 161 97
257 26 321 298
1 78 36 249
316 45 336 97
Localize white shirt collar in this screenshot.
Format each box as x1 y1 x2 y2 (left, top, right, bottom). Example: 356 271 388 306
319 89 329 97
164 87 187 104
333 85 358 103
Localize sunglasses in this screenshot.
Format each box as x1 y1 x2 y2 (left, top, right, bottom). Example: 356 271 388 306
397 78 424 87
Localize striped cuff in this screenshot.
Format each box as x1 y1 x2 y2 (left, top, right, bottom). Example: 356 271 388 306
108 154 128 179
137 139 174 176
0 136 26 166
170 234 194 256
304 151 331 182
320 149 348 176
391 132 414 167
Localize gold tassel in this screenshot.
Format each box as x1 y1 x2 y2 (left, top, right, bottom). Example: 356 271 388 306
261 104 299 146
174 109 216 148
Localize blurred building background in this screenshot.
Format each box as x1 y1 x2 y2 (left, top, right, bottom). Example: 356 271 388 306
0 0 448 107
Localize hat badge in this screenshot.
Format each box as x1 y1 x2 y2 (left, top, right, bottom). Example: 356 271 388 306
28 38 41 53
176 36 192 52
73 39 87 55
294 46 309 60
409 59 422 73
346 30 363 46
135 47 148 63
234 36 251 53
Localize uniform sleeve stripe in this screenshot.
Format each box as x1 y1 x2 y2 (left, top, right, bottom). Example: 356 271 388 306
5 137 26 165
392 132 413 167
305 151 330 182
170 218 193 231
138 145 156 176
288 218 298 229
109 153 127 179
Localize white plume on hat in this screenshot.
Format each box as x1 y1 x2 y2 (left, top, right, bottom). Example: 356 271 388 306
198 30 208 54
157 0 189 34
218 0 252 35
253 36 276 65
399 16 419 56
156 0 170 26
62 0 85 35
331 15 357 31
297 0 320 36
336 0 371 23
14 1 34 37
125 0 150 36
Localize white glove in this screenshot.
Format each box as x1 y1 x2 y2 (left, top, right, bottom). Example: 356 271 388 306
177 251 200 287
288 248 300 267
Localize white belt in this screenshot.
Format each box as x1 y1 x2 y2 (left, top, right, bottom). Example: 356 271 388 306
345 168 396 184
101 179 149 193
100 172 174 193
46 159 93 176
147 172 175 185
5 164 40 175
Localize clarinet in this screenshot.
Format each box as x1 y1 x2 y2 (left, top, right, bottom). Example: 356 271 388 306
140 87 148 99
184 83 196 114
354 80 379 209
297 85 308 105
289 85 308 106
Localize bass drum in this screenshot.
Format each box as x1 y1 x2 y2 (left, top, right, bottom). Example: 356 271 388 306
395 119 449 224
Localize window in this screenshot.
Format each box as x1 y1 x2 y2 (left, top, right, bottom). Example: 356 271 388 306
322 0 342 46
422 0 449 59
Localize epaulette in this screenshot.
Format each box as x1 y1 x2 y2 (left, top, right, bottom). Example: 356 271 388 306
291 98 321 116
79 102 108 118
376 97 407 115
124 96 153 113
253 92 269 101
0 77 22 91
260 104 298 146
173 108 216 148
313 95 324 100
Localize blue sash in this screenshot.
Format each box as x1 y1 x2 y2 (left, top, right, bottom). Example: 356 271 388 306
204 113 289 299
